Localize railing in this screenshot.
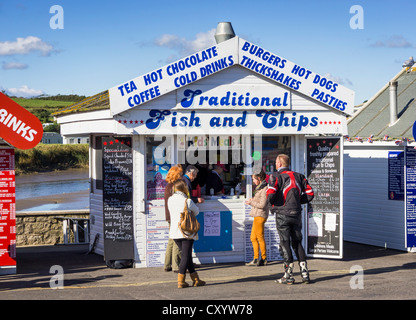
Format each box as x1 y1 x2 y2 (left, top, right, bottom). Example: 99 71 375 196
56 216 90 244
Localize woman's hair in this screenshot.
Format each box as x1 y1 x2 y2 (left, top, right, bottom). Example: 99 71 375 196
166 165 183 183
253 169 267 182
173 179 189 195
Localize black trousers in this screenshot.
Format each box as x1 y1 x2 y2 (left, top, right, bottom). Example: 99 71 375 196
275 213 307 265
174 239 195 274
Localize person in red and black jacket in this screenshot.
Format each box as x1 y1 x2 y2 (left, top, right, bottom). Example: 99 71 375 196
266 154 314 285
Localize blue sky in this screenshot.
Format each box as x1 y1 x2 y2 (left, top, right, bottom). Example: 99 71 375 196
0 0 415 105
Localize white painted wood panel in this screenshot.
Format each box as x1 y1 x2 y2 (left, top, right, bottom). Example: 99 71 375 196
89 192 104 256
343 145 405 250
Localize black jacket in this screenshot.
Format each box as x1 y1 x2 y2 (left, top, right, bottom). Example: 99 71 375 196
266 167 314 216
205 170 224 195
182 175 198 203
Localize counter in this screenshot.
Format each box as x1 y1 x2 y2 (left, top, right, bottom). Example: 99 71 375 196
142 197 282 267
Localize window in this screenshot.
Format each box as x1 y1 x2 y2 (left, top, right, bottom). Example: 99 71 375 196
92 136 102 191
177 135 247 197
146 136 173 200
252 135 291 175
144 134 291 200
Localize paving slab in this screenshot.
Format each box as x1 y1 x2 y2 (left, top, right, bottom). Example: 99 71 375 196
0 242 415 303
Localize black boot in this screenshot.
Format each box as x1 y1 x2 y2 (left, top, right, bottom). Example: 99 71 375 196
257 258 267 266
275 263 295 284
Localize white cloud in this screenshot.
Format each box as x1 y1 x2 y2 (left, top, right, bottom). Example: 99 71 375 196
154 29 216 60
324 73 353 87
2 61 28 70
0 36 54 56
370 35 412 48
6 85 44 98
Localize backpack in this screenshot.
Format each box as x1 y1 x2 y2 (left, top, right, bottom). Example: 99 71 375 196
179 199 200 238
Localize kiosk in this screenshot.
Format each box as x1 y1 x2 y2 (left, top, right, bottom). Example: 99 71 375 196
55 23 354 266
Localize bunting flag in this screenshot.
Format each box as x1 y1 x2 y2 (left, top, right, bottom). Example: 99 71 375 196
367 135 374 143
383 135 389 141
355 136 363 142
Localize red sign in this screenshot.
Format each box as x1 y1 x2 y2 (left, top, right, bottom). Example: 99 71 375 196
0 92 43 149
0 149 16 273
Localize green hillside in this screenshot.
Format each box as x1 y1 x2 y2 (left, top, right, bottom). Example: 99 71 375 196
10 94 86 123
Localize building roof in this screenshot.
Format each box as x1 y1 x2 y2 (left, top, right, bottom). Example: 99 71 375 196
52 90 109 116
347 67 416 141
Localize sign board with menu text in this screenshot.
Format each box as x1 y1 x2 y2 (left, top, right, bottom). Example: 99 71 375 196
102 137 134 261
306 137 343 259
405 146 416 249
0 149 16 274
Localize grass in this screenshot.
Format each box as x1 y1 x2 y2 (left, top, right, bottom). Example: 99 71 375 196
15 144 89 175
10 95 85 123
11 98 74 108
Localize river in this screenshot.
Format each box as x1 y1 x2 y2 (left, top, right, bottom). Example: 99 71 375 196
15 168 90 212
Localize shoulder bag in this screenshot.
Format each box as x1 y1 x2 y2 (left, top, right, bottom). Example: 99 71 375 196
179 199 200 238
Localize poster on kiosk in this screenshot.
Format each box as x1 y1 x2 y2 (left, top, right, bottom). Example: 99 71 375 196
0 93 43 274
306 137 343 259
405 121 416 250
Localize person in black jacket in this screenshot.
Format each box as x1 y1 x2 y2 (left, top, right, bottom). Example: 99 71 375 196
266 154 314 284
205 163 227 195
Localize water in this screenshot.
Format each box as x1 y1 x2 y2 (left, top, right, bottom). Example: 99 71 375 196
16 179 89 200
15 169 90 212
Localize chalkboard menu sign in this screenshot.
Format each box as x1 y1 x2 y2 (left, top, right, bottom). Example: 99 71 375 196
102 137 134 261
306 137 342 258
405 146 416 248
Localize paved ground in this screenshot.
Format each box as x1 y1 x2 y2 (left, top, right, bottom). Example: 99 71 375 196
1 242 415 306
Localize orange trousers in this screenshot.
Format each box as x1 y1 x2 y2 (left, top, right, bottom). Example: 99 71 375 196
250 216 267 260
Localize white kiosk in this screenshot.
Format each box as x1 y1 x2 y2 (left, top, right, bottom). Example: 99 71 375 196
55 24 354 267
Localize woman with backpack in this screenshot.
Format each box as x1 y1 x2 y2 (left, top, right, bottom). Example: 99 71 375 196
168 179 206 288
245 169 269 266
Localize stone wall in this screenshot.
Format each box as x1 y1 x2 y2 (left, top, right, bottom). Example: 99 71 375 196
16 210 89 247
